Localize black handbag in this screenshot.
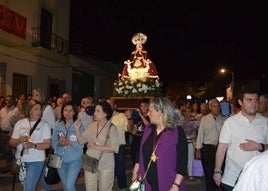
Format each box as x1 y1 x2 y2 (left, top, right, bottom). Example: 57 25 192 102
44 165 60 185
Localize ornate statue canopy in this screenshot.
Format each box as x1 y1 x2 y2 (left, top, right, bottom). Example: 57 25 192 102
113 33 162 98
121 33 159 81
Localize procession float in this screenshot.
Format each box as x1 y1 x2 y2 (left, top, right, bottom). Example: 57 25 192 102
112 33 163 109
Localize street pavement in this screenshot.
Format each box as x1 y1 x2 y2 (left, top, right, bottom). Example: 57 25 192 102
0 145 206 191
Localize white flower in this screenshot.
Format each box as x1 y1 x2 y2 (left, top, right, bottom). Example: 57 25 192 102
113 77 162 97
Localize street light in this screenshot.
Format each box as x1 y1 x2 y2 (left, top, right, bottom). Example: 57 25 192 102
220 68 234 100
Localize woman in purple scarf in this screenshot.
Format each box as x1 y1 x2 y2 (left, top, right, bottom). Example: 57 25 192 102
131 97 188 191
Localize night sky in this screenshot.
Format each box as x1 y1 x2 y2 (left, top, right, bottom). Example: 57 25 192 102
69 0 267 85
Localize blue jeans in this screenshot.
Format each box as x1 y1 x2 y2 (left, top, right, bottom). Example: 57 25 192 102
24 161 44 191
114 145 127 189
57 159 81 191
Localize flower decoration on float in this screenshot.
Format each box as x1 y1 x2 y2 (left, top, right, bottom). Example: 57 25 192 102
113 32 163 97
113 74 162 97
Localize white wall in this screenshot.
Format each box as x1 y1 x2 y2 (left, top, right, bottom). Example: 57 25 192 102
4 0 71 43
0 44 72 96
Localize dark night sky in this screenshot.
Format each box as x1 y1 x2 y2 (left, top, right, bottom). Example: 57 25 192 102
69 0 267 85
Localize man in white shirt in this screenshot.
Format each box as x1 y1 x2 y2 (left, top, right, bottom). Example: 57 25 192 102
0 95 18 173
195 99 226 191
214 86 268 191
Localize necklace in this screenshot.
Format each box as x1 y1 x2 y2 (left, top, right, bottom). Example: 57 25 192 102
151 145 158 162
151 129 162 162
96 120 108 145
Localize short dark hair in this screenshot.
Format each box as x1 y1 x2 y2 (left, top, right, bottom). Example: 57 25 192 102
140 98 150 104
238 81 259 101
96 100 113 120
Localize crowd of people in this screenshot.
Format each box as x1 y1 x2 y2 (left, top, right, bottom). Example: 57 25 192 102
0 82 267 191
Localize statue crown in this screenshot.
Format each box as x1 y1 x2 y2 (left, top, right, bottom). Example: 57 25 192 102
132 33 147 45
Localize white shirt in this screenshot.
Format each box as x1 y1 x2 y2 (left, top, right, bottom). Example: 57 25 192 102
196 113 226 148
12 118 51 162
220 112 268 187
233 150 268 191
42 105 55 130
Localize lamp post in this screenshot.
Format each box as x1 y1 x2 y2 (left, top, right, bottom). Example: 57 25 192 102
220 68 234 100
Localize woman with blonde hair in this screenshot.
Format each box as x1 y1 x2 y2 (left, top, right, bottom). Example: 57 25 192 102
32 88 55 130
131 97 188 191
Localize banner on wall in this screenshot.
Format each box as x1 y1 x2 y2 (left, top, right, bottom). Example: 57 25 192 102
0 4 27 39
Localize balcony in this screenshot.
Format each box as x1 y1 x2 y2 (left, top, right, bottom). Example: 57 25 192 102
31 27 69 56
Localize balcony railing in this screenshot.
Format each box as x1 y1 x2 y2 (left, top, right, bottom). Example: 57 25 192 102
31 27 69 56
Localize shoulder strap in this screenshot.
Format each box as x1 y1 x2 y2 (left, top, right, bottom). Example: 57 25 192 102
29 119 41 136
20 119 41 156
98 123 112 160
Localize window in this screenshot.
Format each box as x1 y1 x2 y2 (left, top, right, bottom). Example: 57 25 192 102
12 73 32 99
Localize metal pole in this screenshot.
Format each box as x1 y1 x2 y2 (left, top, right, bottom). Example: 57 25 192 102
231 72 234 99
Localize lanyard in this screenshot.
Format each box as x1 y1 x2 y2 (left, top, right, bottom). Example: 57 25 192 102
96 120 108 145
64 123 71 138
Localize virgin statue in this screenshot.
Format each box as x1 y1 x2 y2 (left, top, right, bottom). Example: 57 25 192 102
121 33 159 81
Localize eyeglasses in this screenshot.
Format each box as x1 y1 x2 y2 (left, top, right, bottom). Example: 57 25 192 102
156 97 164 112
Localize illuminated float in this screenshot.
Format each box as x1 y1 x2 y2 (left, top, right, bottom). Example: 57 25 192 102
113 33 162 109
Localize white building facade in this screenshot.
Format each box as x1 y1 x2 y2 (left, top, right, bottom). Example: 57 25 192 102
0 0 118 103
